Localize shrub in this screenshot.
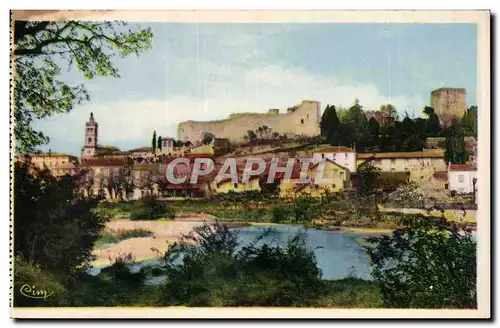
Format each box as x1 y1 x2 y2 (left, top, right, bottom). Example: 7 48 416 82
13 162 107 277
94 228 153 248
130 197 175 220
368 215 476 308
157 221 324 307
271 205 291 223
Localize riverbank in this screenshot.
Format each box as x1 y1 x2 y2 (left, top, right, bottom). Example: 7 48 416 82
92 218 388 267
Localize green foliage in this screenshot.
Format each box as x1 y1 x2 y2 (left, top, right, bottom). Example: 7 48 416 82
158 222 324 307
443 121 469 164
379 104 397 120
357 160 380 196
94 228 153 249
202 133 214 145
157 136 162 151
152 130 157 153
13 162 108 277
13 256 69 307
271 205 292 223
368 215 476 308
292 196 314 222
130 196 176 220
13 21 153 153
462 106 478 137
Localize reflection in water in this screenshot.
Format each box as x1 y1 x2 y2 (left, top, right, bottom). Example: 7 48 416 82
89 225 374 282
235 225 373 281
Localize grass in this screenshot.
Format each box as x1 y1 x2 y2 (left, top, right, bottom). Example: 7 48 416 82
315 278 382 308
94 228 153 249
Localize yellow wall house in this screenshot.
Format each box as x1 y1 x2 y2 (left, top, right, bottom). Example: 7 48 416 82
213 176 261 194
279 159 349 198
356 149 446 183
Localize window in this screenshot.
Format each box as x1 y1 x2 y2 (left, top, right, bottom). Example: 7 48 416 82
234 183 238 188
345 153 348 158
321 153 325 159
88 137 92 143
340 172 344 180
458 174 464 183
301 119 304 124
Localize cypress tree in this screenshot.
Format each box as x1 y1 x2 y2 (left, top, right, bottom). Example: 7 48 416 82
152 130 157 153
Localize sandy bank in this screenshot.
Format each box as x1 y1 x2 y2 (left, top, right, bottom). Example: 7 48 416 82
93 219 209 266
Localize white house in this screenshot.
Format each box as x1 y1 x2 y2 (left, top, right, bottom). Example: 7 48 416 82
312 146 356 173
448 164 477 194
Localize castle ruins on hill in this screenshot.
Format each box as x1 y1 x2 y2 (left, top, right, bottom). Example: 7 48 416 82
177 100 321 144
430 87 467 127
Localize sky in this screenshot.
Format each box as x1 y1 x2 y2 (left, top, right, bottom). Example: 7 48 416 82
33 23 478 156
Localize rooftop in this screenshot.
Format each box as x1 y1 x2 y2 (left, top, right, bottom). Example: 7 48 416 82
357 149 444 159
313 146 355 154
449 164 477 172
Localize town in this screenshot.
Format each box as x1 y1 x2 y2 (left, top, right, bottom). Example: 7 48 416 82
19 88 478 210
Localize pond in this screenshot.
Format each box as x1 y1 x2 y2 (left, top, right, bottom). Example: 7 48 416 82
89 225 375 282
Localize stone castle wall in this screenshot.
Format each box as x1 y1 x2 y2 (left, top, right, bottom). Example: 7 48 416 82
430 88 467 127
177 100 321 143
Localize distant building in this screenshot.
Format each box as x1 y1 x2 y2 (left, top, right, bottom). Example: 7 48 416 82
312 146 356 173
357 149 446 183
364 110 395 126
81 112 98 158
19 153 78 177
448 163 477 195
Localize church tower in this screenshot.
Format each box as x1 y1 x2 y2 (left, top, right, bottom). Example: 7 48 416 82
81 112 98 158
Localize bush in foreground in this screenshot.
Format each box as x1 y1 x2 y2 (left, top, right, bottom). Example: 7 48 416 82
368 215 476 309
157 222 325 307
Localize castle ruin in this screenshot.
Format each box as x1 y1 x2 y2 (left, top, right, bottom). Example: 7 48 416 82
430 88 467 127
177 100 321 144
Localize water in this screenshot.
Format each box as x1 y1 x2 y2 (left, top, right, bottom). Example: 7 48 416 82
89 225 374 282
235 225 373 280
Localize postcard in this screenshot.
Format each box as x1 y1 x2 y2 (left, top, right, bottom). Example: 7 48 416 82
10 10 490 319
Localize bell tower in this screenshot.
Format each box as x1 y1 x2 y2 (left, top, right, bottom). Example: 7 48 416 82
81 112 98 158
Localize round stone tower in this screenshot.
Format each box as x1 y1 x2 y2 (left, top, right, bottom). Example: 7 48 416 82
430 88 467 127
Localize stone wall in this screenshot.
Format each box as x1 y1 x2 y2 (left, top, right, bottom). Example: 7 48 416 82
177 100 321 144
430 88 467 127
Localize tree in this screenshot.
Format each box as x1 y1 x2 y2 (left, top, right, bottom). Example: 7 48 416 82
357 160 380 196
379 104 397 121
152 130 157 154
444 122 468 164
423 106 442 137
13 161 108 278
345 99 368 133
13 20 153 153
462 106 478 137
320 104 342 145
368 215 476 308
202 133 214 145
157 136 162 151
246 130 257 142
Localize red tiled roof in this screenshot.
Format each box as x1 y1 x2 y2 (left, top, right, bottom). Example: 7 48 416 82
357 149 444 159
432 171 448 181
449 164 476 171
313 146 355 153
81 158 126 166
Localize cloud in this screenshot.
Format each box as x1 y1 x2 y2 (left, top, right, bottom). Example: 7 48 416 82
35 62 425 155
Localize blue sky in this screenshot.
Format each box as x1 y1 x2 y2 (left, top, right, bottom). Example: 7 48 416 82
34 23 477 156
